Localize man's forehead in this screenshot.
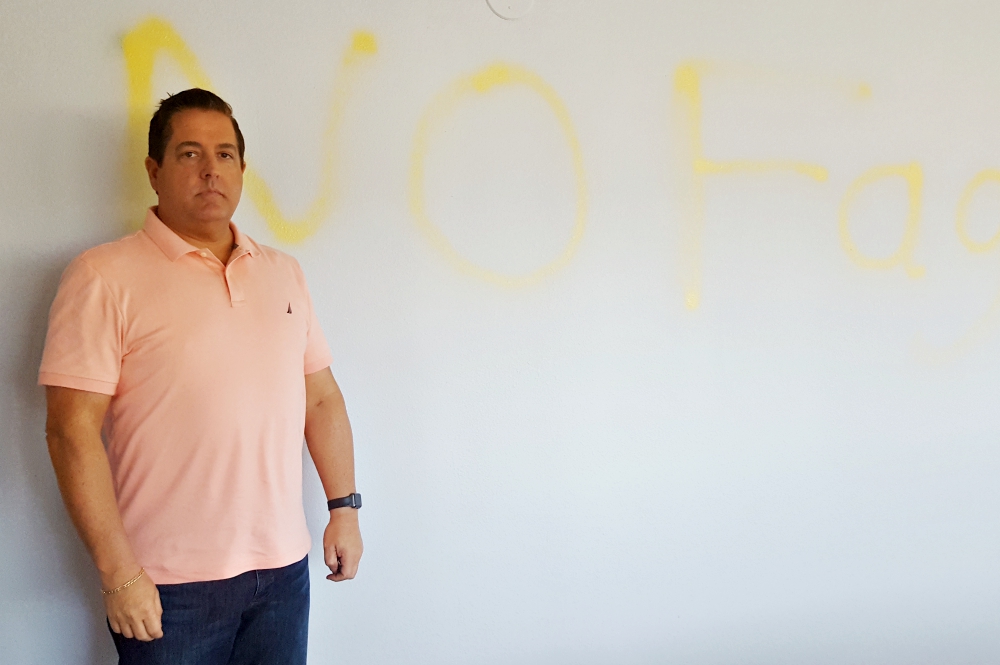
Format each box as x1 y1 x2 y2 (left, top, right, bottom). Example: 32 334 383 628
167 109 237 145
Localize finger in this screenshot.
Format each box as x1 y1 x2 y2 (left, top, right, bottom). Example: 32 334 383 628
131 620 153 642
109 619 122 635
144 616 164 640
326 555 347 581
324 545 341 572
339 551 361 580
340 542 362 575
120 623 135 639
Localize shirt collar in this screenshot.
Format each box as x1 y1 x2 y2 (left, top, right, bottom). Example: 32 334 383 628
231 223 260 259
142 208 260 262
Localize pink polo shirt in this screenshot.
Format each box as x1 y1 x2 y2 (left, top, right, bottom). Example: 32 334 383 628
39 209 333 584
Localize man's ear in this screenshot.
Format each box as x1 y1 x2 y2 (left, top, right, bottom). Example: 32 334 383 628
144 156 159 194
241 158 247 174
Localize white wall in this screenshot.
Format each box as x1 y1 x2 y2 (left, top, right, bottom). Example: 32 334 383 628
2 1 1000 663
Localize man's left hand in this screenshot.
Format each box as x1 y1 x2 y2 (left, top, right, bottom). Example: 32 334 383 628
323 509 363 581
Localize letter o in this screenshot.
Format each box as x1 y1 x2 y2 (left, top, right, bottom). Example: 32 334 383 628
409 63 587 287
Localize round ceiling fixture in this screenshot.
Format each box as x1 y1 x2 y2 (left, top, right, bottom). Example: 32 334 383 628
486 0 535 20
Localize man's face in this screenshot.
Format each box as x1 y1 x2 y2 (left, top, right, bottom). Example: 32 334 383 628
145 109 245 227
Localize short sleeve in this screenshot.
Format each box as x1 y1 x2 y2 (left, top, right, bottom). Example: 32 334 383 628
38 256 124 395
298 266 333 376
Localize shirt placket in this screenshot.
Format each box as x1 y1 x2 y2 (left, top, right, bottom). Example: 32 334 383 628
225 247 252 307
193 247 250 307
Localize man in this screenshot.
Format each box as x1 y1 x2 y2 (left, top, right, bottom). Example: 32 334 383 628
39 88 362 664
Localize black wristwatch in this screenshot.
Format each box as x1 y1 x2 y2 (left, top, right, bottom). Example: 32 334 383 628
327 493 362 511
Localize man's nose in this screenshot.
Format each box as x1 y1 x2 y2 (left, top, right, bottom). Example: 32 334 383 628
201 155 220 179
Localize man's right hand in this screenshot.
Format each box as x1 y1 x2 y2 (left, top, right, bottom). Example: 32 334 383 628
104 571 163 641
45 386 163 641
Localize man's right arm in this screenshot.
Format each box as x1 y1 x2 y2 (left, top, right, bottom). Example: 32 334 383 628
45 385 163 641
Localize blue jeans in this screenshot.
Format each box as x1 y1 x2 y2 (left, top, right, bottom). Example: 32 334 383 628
111 555 310 665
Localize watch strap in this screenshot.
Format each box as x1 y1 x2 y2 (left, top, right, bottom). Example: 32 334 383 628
327 493 362 510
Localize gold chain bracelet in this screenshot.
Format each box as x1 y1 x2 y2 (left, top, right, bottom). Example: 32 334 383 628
102 568 145 595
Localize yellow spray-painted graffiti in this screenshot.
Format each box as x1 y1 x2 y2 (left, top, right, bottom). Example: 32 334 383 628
956 169 1000 254
837 163 926 278
121 18 376 242
672 60 830 311
917 169 1000 362
409 63 587 288
116 21 999 358
916 290 1000 365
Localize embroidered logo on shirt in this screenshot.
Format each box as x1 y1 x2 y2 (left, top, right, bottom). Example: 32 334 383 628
287 303 292 314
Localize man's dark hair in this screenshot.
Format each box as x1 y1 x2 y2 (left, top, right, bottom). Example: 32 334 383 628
148 88 245 166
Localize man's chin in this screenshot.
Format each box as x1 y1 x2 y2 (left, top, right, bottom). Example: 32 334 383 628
189 211 235 226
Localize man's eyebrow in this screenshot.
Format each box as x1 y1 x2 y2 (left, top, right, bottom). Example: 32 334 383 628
174 141 238 153
174 141 203 152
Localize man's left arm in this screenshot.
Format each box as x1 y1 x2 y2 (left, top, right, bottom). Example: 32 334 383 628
304 367 363 581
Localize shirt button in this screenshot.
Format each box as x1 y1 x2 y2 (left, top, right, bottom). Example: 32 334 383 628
199 250 209 258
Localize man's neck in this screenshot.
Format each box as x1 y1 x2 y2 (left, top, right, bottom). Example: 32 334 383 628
155 207 235 264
